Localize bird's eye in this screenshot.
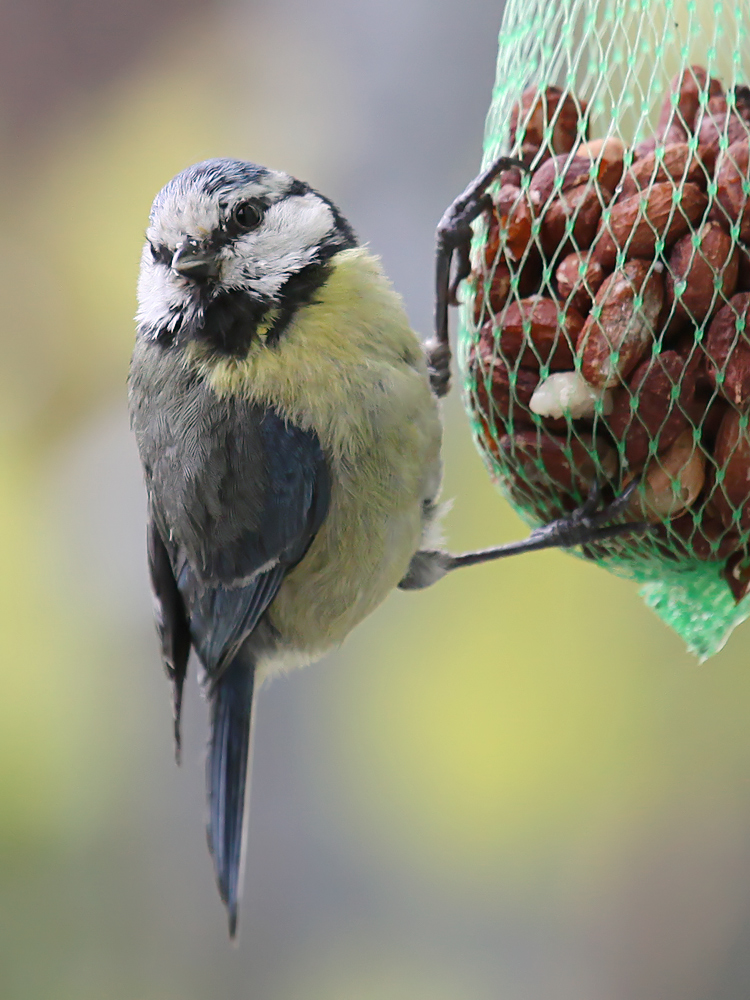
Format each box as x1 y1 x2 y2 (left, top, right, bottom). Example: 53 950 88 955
231 202 263 231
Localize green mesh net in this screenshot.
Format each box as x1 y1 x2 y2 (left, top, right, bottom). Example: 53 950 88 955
459 0 750 658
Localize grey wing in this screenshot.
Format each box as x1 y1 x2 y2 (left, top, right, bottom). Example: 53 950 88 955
147 519 191 758
143 402 330 938
144 397 330 696
170 408 331 676
131 350 330 678
131 349 330 935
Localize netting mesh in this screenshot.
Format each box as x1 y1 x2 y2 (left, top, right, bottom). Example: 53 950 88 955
459 0 750 658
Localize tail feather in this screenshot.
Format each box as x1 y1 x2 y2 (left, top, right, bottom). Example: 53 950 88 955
206 651 256 939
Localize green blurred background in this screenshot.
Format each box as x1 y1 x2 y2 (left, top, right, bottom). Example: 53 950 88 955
4 1 750 997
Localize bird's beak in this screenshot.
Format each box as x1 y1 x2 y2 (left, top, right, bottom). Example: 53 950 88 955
171 239 220 282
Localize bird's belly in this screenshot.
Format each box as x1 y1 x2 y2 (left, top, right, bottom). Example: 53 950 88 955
260 478 423 680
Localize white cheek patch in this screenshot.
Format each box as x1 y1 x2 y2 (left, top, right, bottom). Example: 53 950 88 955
136 251 198 335
263 194 337 258
222 193 336 297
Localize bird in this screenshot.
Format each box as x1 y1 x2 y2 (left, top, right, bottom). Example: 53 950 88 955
128 156 642 937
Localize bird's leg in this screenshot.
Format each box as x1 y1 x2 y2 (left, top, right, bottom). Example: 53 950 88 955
398 481 649 589
425 154 527 398
445 480 649 571
412 157 651 591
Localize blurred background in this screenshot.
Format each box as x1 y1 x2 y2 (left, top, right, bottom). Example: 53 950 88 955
5 1 750 997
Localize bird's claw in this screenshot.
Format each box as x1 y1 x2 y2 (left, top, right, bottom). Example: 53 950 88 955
436 155 529 254
528 479 650 550
425 338 452 397
432 155 530 399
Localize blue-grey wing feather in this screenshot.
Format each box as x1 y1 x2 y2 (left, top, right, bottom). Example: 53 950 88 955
174 409 331 678
130 343 331 935
147 519 191 757
130 342 330 674
193 410 329 937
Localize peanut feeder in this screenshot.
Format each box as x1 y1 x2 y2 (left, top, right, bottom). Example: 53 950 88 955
461 0 750 657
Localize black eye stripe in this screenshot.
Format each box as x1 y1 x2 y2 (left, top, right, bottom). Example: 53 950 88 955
150 242 172 265
147 197 267 268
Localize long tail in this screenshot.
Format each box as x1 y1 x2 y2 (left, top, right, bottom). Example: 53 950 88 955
206 650 256 939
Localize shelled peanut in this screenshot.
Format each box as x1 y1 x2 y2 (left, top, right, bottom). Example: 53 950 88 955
469 66 750 598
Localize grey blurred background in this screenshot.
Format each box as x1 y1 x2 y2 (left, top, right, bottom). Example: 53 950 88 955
5 1 750 998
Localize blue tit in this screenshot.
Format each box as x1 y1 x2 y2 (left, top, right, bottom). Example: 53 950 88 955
129 157 642 938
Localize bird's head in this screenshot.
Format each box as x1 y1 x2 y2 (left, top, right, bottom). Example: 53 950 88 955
136 158 356 355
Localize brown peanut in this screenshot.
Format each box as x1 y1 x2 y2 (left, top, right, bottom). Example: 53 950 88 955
539 183 609 258
656 66 723 144
509 86 586 163
499 296 581 370
618 143 707 201
472 260 510 325
713 408 750 528
704 292 750 405
631 430 706 521
715 138 750 240
497 429 616 518
470 336 539 430
695 94 750 165
555 251 606 313
665 221 739 325
591 182 708 268
608 349 699 467
578 260 664 389
575 137 626 191
528 154 594 208
668 511 740 562
495 185 534 261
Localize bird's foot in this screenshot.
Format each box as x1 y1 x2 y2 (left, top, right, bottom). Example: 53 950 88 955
436 154 527 263
431 154 527 399
525 479 648 551
425 337 452 397
441 479 650 573
398 480 650 590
